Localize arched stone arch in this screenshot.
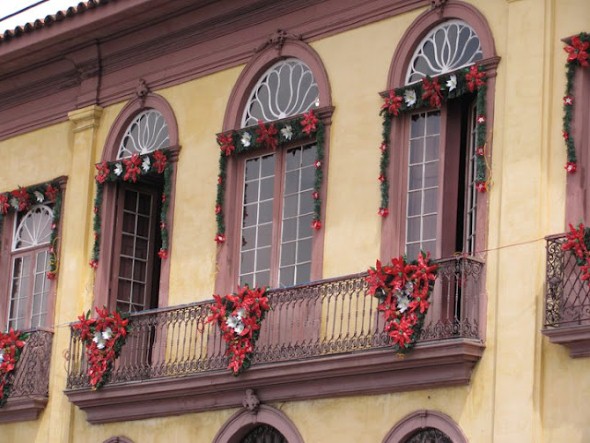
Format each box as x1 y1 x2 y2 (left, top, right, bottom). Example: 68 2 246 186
213 405 304 443
387 0 497 89
382 410 468 443
223 37 332 131
102 92 179 162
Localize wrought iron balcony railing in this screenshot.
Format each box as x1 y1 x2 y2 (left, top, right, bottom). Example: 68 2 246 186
0 329 53 423
543 234 590 357
65 256 485 423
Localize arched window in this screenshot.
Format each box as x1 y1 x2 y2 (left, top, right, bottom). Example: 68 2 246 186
216 38 332 292
8 205 53 329
93 93 179 311
406 19 483 84
382 1 498 261
382 410 467 443
241 425 287 443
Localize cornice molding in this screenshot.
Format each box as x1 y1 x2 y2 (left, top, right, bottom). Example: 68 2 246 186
0 0 429 141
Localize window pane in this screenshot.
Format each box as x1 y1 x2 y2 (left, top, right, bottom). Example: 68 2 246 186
257 224 272 248
259 177 274 200
407 191 422 217
424 161 439 188
244 181 259 205
242 226 256 250
295 263 311 285
259 201 273 224
243 204 257 228
409 139 423 164
279 266 295 287
285 170 299 195
409 165 423 190
282 218 297 242
241 250 255 274
410 114 425 138
297 238 312 263
423 188 438 214
280 242 296 267
425 136 439 161
261 155 275 177
300 166 314 190
283 195 299 218
407 217 421 243
245 157 260 181
256 247 271 272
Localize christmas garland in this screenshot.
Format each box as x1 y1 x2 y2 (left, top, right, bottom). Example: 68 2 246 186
71 307 130 389
0 180 63 279
378 64 488 217
562 33 590 173
206 285 270 375
366 252 437 353
90 149 173 268
562 223 590 283
0 329 27 407
214 110 324 244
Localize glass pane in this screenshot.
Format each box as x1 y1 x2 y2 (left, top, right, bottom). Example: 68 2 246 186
117 110 170 159
119 257 133 279
424 161 439 188
423 188 438 214
242 204 257 228
241 250 255 274
124 190 137 211
423 215 437 241
260 155 275 177
283 195 299 219
132 283 145 306
297 214 313 237
259 201 273 224
257 224 272 248
279 266 295 287
242 227 256 250
245 158 260 181
121 234 135 256
286 148 301 172
426 112 440 135
406 243 420 260
244 182 259 205
410 114 425 138
133 261 147 282
280 242 296 267
406 217 421 243
407 191 422 217
295 263 311 285
300 166 314 190
285 170 300 195
256 247 271 271
122 211 135 234
297 238 312 263
137 193 151 215
136 215 150 237
409 165 423 190
425 136 439 161
409 139 423 164
300 193 313 214
302 145 316 166
255 271 270 287
282 218 297 242
259 177 275 200
135 238 149 260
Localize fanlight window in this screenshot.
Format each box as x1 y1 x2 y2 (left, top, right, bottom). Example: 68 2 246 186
404 427 452 443
242 58 319 127
117 110 170 159
406 19 483 84
12 205 53 251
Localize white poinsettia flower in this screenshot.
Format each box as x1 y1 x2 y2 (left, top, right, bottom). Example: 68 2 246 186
446 74 457 92
403 281 414 296
236 308 246 319
34 191 45 203
141 156 151 173
114 163 123 176
241 132 252 147
101 327 113 341
93 331 106 350
10 197 19 209
397 294 411 313
226 315 245 334
404 89 417 107
281 125 293 140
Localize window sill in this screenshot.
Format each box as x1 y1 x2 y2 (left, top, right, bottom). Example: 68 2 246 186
542 325 590 358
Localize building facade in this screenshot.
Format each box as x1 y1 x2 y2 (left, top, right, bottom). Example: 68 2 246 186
0 0 589 441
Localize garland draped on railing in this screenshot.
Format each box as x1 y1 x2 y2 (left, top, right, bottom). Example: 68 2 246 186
0 329 27 407
366 252 437 353
71 308 130 389
90 149 173 268
214 110 324 244
206 285 270 375
0 180 63 279
562 223 590 283
562 33 590 173
378 64 488 217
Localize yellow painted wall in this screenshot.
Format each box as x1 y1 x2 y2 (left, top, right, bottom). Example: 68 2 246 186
1 0 590 441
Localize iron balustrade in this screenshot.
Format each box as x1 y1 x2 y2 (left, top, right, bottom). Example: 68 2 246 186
66 256 483 390
4 329 52 402
545 234 590 327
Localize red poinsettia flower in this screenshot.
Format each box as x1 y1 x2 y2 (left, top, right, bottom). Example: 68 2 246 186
256 120 278 150
379 142 387 152
563 130 570 141
215 204 222 215
311 219 322 230
217 133 235 156
565 161 577 173
381 90 403 116
46 271 57 280
314 160 322 169
95 161 110 184
11 188 30 212
421 77 443 108
312 191 320 200
476 115 486 124
563 95 574 106
0 194 9 215
158 249 168 259
301 110 319 135
45 184 59 202
153 150 168 174
89 259 99 269
565 36 590 67
476 146 485 156
475 181 487 193
465 65 486 92
378 207 389 217
123 154 142 182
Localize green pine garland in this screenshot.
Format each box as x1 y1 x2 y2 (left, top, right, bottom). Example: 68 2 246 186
90 149 173 268
562 32 590 173
378 64 489 217
0 180 63 279
214 111 324 244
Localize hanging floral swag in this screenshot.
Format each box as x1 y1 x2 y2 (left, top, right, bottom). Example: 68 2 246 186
214 110 325 244
562 33 590 173
366 252 438 353
71 307 131 389
0 180 63 279
562 223 590 282
0 329 28 407
90 149 173 268
378 64 489 217
206 285 270 375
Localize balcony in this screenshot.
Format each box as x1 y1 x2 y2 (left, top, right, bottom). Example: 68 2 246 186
0 329 53 423
543 234 590 357
65 257 485 424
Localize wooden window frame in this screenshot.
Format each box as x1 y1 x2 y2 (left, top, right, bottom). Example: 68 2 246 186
216 39 333 294
94 93 179 310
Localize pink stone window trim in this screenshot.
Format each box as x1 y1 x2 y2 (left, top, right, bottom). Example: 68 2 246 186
382 410 468 443
216 39 332 294
94 93 179 310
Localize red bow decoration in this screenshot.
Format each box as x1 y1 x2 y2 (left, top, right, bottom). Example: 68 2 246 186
421 77 443 108
565 36 590 67
123 154 141 182
217 133 235 156
256 121 278 151
381 90 403 116
465 65 486 92
301 110 319 135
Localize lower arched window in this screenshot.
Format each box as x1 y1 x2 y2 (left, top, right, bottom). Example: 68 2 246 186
241 425 287 443
404 427 453 443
